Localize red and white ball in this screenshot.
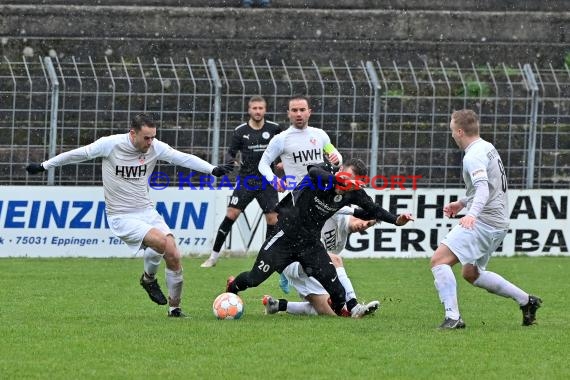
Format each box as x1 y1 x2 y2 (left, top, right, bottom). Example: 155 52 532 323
212 292 244 320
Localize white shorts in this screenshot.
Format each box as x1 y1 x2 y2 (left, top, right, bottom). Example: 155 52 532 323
108 208 172 253
441 220 507 271
282 262 328 299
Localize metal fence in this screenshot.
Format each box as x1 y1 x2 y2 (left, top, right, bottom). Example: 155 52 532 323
1 56 569 189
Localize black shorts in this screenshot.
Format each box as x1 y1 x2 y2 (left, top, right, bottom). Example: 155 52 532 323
246 232 346 308
227 179 278 213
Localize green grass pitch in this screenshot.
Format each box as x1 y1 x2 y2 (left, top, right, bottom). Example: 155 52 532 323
1 256 568 379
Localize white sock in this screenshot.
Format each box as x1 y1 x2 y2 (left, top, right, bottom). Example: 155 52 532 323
209 251 220 260
143 248 163 278
473 270 529 305
432 264 460 320
286 301 318 315
336 267 356 302
165 268 184 305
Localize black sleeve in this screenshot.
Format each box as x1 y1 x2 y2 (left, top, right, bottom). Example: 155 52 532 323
351 191 398 224
307 163 337 188
225 128 242 162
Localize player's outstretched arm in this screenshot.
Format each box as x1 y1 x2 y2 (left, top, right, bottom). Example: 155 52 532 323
212 162 235 177
26 144 96 175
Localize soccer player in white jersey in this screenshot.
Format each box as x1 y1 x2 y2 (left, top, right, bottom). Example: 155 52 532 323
262 212 380 316
25 113 233 317
258 94 342 293
430 109 542 329
258 95 342 191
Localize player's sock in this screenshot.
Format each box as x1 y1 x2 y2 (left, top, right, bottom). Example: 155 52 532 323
473 270 529 305
432 264 460 320
213 217 235 252
278 299 288 311
143 248 163 278
231 272 249 292
266 224 277 240
286 301 318 315
209 250 221 261
336 267 356 301
165 267 183 306
346 298 358 312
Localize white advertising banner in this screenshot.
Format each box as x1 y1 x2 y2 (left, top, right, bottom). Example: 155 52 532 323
0 187 568 258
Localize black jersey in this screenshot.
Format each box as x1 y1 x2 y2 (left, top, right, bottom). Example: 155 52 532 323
275 163 398 240
225 120 281 177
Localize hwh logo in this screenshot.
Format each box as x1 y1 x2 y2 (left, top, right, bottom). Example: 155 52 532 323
115 165 147 178
292 149 322 163
322 228 337 251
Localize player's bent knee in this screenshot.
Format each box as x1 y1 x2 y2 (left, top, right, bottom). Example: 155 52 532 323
461 265 479 284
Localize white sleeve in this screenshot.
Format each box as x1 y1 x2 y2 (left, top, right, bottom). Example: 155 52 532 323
258 135 283 182
156 141 215 174
335 206 355 215
467 181 489 218
42 136 112 169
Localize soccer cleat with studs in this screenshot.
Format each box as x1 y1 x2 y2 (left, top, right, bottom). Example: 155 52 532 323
262 295 279 315
139 273 168 305
520 295 542 326
348 300 381 318
364 300 380 315
349 303 370 318
438 317 466 329
168 307 188 318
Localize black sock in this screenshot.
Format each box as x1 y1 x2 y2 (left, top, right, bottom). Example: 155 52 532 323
213 217 235 252
265 223 277 240
346 298 358 312
231 272 248 293
278 299 288 312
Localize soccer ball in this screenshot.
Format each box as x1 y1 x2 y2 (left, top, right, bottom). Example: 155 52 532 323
212 292 244 320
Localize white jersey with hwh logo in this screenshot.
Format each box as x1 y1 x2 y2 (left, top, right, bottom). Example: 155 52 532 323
258 125 339 184
320 213 351 255
42 133 215 215
462 138 509 229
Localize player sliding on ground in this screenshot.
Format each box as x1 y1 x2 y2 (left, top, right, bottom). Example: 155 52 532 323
263 212 380 316
226 158 414 317
258 94 343 294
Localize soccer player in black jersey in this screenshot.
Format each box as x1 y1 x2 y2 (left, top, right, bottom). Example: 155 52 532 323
201 96 282 267
226 158 414 317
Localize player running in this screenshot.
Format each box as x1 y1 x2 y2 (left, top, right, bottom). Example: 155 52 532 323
26 113 232 317
430 109 542 329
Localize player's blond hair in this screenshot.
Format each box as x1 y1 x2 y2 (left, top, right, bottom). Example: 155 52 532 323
451 109 479 136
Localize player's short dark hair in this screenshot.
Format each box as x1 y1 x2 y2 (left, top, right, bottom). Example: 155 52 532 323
343 158 368 176
288 94 311 109
249 95 266 105
131 113 156 131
